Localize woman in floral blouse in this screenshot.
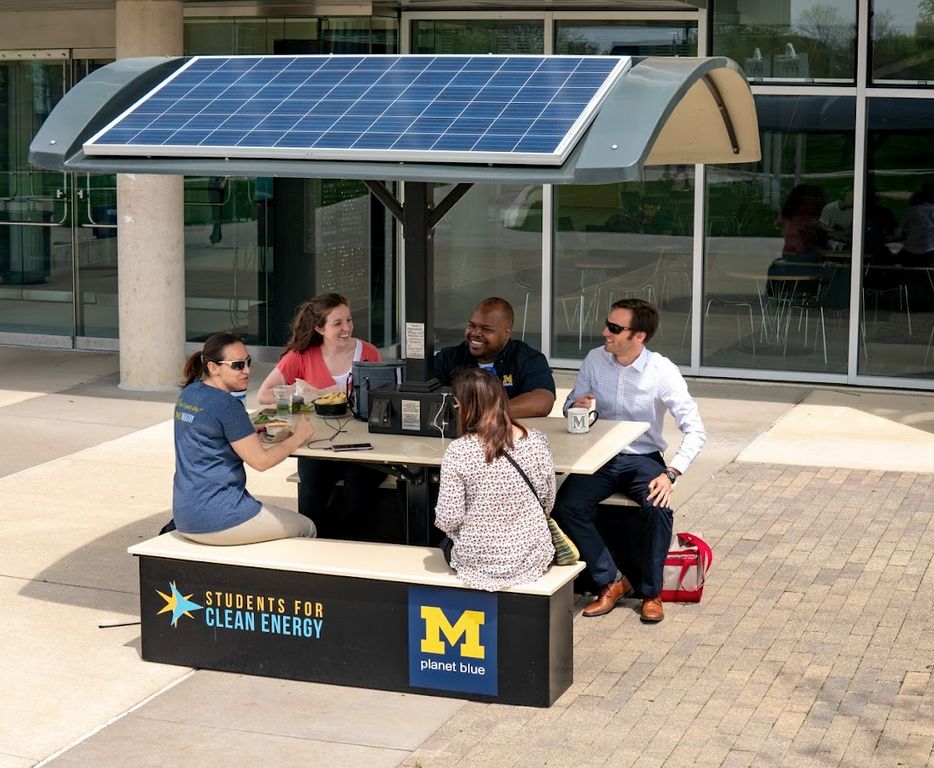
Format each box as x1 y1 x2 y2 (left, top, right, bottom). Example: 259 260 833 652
434 367 555 591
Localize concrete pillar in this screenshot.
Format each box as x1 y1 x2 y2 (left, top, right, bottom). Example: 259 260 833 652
115 0 184 390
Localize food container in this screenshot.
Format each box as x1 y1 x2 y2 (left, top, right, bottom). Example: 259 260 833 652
313 392 348 416
313 399 348 417
264 421 291 439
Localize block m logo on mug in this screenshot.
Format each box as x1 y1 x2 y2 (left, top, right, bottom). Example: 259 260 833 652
567 407 599 434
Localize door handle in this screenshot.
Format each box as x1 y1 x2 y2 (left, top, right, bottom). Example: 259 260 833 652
55 188 68 199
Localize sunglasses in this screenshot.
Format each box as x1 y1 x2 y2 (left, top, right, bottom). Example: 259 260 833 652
605 320 634 335
216 356 252 371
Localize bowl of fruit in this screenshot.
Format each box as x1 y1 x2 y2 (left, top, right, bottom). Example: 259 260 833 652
313 391 349 417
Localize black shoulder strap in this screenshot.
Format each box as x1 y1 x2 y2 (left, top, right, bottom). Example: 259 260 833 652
502 451 546 514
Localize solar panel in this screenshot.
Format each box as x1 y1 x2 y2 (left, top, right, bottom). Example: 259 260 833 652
84 54 630 166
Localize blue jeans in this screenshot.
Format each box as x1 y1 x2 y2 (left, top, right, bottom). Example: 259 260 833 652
552 452 673 598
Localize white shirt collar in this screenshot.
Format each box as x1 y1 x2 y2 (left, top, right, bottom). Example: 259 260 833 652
609 345 650 372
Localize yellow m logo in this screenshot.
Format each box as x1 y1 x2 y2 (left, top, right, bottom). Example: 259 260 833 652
420 606 485 659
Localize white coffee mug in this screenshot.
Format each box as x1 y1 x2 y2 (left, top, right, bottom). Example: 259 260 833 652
567 407 599 434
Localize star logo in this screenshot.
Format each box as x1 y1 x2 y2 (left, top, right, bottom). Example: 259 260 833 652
156 581 203 627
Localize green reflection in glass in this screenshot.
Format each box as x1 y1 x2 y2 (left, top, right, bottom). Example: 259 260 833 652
76 58 120 339
415 20 545 350
325 17 398 53
180 16 398 348
863 98 934 379
712 1 856 83
185 17 321 55
184 19 237 55
555 21 697 57
434 182 544 350
182 176 262 343
552 20 697 363
412 20 544 55
872 0 934 84
704 96 855 375
553 177 695 363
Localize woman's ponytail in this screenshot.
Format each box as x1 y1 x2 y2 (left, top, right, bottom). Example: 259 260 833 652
181 351 206 388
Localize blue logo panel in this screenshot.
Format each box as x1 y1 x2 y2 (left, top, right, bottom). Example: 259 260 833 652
408 586 497 696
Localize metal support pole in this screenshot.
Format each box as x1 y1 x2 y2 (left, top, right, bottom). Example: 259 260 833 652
401 180 435 388
362 179 472 390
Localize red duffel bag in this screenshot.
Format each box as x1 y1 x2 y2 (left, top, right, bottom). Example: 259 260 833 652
660 532 713 603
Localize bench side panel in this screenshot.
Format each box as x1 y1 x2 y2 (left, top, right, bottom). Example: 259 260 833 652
138 555 574 707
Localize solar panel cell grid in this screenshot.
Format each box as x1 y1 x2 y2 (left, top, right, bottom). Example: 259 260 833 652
85 54 630 166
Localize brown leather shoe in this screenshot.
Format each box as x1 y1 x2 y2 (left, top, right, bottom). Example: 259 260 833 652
641 596 664 623
582 575 634 617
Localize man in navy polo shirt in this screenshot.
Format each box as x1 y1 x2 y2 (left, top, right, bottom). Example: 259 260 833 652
434 297 556 418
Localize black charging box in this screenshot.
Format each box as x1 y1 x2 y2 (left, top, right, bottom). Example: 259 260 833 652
367 383 458 439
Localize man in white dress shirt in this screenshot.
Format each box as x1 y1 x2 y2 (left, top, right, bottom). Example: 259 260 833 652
819 187 854 248
552 298 706 623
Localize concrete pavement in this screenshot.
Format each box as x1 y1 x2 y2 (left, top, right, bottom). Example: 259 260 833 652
1 346 932 767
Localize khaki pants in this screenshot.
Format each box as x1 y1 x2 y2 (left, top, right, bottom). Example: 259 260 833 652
181 502 315 546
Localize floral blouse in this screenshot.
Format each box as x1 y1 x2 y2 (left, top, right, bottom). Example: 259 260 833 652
434 427 556 591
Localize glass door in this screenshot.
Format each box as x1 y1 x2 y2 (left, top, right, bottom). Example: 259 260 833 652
0 53 116 345
0 54 72 340
73 58 117 344
74 170 118 342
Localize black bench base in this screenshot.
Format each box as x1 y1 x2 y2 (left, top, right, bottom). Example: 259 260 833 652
138 554 575 707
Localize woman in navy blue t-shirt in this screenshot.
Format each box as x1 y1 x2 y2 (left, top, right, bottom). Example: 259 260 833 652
172 332 316 544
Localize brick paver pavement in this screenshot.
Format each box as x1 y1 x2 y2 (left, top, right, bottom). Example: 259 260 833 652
402 463 934 768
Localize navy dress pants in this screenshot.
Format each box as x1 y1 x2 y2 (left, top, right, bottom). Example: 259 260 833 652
552 452 673 597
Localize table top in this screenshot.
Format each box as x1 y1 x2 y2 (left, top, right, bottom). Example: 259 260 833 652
728 271 824 282
813 255 850 267
575 257 631 270
289 414 650 475
864 263 934 272
574 249 645 271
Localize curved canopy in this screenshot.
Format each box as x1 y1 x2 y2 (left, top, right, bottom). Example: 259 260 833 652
30 54 759 184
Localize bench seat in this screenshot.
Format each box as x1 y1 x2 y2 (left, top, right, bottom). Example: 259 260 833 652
603 493 638 507
128 534 584 707
129 534 581 596
286 471 398 491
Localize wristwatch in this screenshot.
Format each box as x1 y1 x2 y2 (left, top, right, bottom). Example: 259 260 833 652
664 468 678 484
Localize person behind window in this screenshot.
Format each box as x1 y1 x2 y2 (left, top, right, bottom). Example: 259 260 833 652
820 187 854 249
862 185 902 296
173 332 316 545
257 293 386 537
638 195 674 235
778 184 827 263
602 195 675 234
900 185 934 264
434 367 555 591
864 184 899 261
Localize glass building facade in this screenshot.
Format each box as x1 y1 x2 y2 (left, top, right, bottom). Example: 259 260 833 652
0 1 932 391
